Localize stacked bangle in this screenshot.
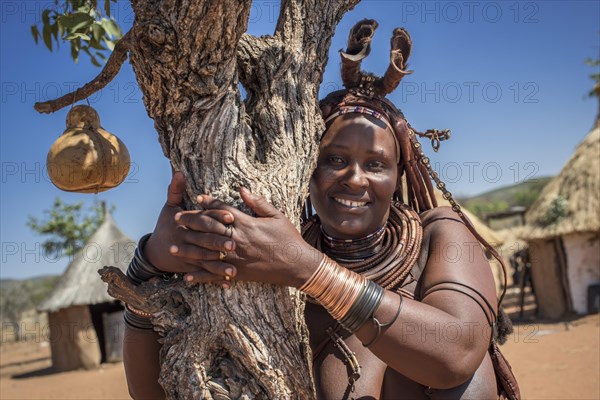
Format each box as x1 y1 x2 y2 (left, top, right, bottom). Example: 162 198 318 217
126 233 175 284
124 233 173 330
300 255 385 333
124 303 155 331
339 280 384 332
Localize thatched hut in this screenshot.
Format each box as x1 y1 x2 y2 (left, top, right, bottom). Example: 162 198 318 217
433 191 506 293
38 210 134 372
523 124 600 319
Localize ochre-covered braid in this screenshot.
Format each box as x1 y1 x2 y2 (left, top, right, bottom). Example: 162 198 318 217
406 126 509 304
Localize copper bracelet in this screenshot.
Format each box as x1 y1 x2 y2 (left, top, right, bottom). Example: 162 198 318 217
299 255 365 321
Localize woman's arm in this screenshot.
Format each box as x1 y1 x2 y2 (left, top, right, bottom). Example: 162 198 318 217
122 172 235 397
183 194 497 389
123 327 165 399
342 206 498 388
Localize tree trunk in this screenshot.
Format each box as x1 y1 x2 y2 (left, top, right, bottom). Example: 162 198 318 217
103 1 360 398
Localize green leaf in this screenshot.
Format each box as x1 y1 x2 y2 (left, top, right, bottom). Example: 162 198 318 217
103 0 111 17
65 32 91 41
89 38 107 51
91 22 104 43
31 25 40 44
42 24 53 51
95 51 107 60
27 198 113 257
70 42 79 63
76 1 91 14
42 9 51 25
90 55 102 67
101 18 122 38
58 12 94 30
104 39 115 51
51 22 58 41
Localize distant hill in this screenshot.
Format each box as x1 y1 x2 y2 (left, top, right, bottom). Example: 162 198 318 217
459 176 553 220
0 275 60 320
0 275 59 291
0 279 20 290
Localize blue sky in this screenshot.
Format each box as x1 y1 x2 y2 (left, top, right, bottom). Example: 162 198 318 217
1 1 599 279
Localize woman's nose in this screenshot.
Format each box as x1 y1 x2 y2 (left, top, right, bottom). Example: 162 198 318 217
341 163 368 190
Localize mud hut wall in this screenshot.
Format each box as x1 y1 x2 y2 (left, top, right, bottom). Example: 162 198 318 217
489 258 504 294
564 233 600 314
48 305 101 372
102 309 125 362
529 239 569 319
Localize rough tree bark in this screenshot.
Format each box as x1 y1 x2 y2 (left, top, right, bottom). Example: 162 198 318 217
95 1 360 398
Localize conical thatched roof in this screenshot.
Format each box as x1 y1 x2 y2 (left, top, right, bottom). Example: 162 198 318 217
524 125 600 240
38 211 134 313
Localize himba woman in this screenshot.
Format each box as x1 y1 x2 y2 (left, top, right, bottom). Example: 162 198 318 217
123 20 519 400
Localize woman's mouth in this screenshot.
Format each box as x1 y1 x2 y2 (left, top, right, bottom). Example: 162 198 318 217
333 197 368 207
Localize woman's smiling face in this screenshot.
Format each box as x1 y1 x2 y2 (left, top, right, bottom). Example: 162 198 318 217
309 114 399 239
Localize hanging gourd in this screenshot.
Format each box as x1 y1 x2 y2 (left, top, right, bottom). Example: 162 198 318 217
46 105 130 193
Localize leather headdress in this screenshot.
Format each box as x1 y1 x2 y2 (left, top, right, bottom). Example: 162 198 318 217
319 19 450 214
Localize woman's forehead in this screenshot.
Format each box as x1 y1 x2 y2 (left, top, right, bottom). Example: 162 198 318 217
321 114 399 158
323 114 389 141
320 119 395 157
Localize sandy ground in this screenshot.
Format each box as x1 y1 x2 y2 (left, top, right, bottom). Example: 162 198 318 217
1 314 598 400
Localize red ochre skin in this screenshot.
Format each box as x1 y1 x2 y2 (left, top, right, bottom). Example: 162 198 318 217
309 114 399 240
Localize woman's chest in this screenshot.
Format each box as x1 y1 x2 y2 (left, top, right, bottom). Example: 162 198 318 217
305 302 428 399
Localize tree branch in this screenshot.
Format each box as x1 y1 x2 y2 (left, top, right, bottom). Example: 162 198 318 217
237 34 279 94
276 0 361 70
33 30 134 114
97 266 158 313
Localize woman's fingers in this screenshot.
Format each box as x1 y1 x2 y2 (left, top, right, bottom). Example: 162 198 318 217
170 236 233 259
175 210 234 229
166 171 186 208
175 209 234 236
184 261 236 285
239 187 280 218
197 194 243 217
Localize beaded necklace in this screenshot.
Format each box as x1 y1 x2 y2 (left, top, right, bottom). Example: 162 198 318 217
303 201 423 293
320 224 386 259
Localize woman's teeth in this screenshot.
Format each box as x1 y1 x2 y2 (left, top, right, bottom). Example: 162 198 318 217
334 198 367 207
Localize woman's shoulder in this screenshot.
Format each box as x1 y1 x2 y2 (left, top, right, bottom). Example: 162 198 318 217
419 206 465 232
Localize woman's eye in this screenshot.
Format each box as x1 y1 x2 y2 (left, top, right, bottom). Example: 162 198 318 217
368 161 385 170
327 156 344 165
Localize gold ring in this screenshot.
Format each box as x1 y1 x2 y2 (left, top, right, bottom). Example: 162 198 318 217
224 275 231 281
219 251 227 261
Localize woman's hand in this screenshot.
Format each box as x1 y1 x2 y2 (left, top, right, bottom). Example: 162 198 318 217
143 172 236 284
175 188 321 288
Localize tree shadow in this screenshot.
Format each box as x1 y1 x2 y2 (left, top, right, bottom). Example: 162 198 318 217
12 366 55 379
